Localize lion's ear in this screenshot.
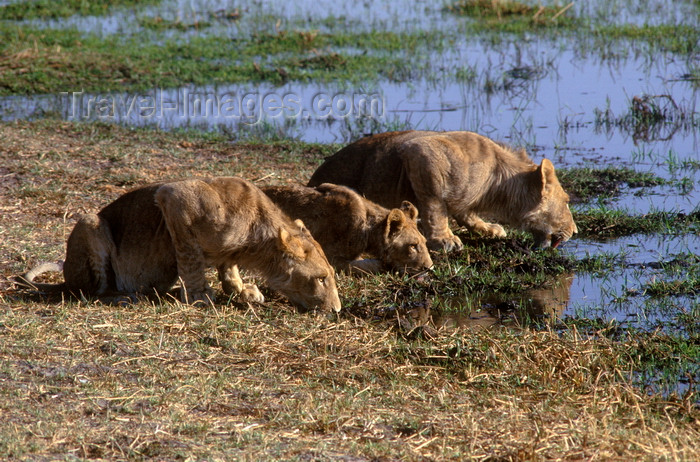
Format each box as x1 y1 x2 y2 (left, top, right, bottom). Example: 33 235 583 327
278 227 306 260
400 201 419 221
294 219 305 229
385 209 406 239
539 159 557 186
293 219 311 236
533 159 558 195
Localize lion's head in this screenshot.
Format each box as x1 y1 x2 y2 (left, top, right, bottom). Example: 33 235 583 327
381 201 433 273
522 159 578 248
273 220 341 312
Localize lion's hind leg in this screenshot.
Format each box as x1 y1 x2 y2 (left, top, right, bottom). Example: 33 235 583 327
63 214 117 297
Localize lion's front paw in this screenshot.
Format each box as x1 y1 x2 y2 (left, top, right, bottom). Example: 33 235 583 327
427 234 463 252
484 223 507 238
240 283 265 304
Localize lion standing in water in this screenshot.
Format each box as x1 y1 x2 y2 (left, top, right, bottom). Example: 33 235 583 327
308 130 577 251
15 177 341 312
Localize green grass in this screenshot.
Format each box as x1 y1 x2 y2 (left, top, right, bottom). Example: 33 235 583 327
0 0 161 20
575 252 625 276
139 16 212 31
446 1 698 54
0 25 436 95
1 7 697 96
643 278 699 297
593 23 699 55
619 331 700 395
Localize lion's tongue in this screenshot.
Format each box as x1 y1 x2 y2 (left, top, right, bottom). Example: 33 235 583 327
551 237 562 248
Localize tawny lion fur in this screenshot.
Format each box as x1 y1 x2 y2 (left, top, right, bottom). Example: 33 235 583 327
308 130 577 251
15 177 341 312
262 183 433 274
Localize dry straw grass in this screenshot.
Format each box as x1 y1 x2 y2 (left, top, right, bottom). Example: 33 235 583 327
1 120 698 460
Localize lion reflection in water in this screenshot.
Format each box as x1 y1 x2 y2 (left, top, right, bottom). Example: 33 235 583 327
399 273 574 333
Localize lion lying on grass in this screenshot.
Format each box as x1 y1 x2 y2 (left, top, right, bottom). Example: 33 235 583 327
262 183 433 275
308 130 577 251
15 177 341 312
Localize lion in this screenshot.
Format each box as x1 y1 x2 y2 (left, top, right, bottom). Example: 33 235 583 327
308 130 577 251
262 183 433 274
14 177 341 312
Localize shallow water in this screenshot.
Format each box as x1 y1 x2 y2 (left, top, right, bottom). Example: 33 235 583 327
428 233 699 335
565 234 699 330
2 46 696 165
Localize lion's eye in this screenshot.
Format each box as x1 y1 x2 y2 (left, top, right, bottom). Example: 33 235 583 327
317 277 326 286
409 244 417 253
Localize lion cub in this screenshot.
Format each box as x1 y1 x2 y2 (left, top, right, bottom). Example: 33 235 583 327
15 177 341 312
262 183 432 275
308 130 577 251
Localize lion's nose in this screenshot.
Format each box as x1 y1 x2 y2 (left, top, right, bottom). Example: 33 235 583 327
327 287 342 313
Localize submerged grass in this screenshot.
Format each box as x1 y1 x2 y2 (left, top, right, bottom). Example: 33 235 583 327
1 119 698 460
447 1 698 54
139 8 242 31
593 23 699 55
643 278 699 297
575 252 625 276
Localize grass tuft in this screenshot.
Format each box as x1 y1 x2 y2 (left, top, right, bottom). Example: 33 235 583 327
446 0 578 28
595 94 699 143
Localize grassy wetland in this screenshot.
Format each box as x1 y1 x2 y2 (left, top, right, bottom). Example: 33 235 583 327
1 0 699 460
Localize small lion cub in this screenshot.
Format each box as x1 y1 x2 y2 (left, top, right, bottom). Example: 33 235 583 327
263 183 432 275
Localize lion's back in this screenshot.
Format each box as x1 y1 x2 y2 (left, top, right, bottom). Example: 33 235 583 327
308 131 427 208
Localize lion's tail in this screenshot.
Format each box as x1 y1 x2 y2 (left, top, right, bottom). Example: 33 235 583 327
13 261 67 293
